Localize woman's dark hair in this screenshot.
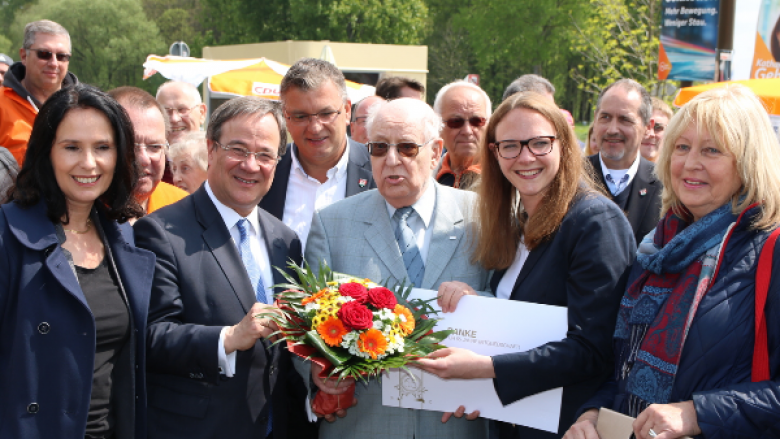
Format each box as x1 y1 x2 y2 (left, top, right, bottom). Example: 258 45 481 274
772 17 780 63
12 83 143 223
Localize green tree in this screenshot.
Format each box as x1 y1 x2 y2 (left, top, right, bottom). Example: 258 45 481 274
11 0 167 92
570 0 662 96
0 34 13 55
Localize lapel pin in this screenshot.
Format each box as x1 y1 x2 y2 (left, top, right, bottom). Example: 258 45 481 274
639 188 647 196
358 178 367 188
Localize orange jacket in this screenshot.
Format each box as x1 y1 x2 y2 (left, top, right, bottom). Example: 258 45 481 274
147 181 188 214
0 63 78 167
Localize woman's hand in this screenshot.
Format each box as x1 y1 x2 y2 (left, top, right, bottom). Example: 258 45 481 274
633 401 701 439
441 405 481 423
414 347 495 379
563 409 600 439
437 281 478 313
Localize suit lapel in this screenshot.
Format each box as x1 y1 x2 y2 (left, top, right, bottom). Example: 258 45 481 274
346 138 375 197
588 154 613 200
624 158 656 228
421 184 463 289
258 145 293 221
509 239 552 301
361 192 410 284
194 188 257 313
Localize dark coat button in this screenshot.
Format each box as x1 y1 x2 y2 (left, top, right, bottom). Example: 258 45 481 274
27 403 39 413
269 365 275 376
37 322 50 334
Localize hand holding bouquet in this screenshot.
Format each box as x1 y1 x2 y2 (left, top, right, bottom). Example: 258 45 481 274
267 262 452 416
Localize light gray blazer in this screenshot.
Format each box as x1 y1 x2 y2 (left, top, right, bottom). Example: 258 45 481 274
304 182 490 439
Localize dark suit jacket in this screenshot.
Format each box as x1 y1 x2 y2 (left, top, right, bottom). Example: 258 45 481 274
0 200 155 439
134 186 304 439
587 154 663 245
259 138 376 220
490 193 636 439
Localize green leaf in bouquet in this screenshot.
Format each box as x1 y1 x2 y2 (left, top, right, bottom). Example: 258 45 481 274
304 330 351 367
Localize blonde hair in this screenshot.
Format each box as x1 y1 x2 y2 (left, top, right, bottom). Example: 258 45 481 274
655 84 780 230
473 92 593 269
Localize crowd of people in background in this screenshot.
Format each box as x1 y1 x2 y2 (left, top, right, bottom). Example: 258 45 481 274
1 17 780 439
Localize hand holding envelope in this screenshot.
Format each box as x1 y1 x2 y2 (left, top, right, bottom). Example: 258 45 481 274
563 408 694 439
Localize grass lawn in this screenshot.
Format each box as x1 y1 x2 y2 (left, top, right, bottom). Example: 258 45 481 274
573 123 590 143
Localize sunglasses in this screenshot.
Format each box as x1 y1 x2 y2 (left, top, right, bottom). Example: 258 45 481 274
367 141 428 158
30 49 71 62
445 116 487 129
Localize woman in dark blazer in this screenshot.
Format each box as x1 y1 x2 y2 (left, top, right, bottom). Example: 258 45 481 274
0 84 155 439
417 92 636 438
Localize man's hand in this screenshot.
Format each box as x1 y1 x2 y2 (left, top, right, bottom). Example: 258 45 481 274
442 405 481 423
223 303 279 354
563 409 600 439
311 362 357 422
633 401 701 439
415 347 495 379
437 281 478 313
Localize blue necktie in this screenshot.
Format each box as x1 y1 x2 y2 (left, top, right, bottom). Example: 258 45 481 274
237 218 273 435
237 219 268 304
394 207 425 288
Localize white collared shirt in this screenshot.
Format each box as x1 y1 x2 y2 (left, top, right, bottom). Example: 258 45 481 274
384 179 436 263
495 240 530 300
599 152 641 196
282 142 350 250
205 181 274 377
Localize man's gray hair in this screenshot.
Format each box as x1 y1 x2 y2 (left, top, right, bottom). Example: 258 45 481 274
207 97 288 156
502 74 555 101
366 98 443 144
169 131 208 172
432 80 492 117
280 58 348 105
156 81 203 104
23 20 71 51
596 78 653 126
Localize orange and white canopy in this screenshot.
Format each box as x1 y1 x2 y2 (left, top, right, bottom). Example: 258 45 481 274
673 78 780 115
143 55 376 102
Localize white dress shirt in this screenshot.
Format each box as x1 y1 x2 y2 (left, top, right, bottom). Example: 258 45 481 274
495 240 530 300
283 142 350 250
599 152 641 196
205 182 274 377
384 179 436 264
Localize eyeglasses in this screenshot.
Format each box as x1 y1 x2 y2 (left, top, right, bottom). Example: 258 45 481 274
135 142 168 159
367 141 429 158
29 49 71 62
351 116 368 125
445 116 487 129
164 105 199 117
215 141 280 165
285 110 341 125
653 123 665 134
491 136 555 159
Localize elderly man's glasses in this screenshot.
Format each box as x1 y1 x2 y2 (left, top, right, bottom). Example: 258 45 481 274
30 49 71 62
215 141 280 165
367 141 429 158
164 105 199 117
492 136 555 159
445 117 486 129
352 116 368 125
285 111 341 125
135 142 168 159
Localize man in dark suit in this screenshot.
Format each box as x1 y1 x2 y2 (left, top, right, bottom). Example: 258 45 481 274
588 78 663 245
259 58 375 249
135 97 306 439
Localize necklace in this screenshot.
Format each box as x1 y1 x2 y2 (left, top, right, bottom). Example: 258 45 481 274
63 218 92 234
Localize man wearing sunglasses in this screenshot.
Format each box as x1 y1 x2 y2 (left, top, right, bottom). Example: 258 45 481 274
0 20 77 167
433 80 492 190
259 58 375 249
305 98 490 439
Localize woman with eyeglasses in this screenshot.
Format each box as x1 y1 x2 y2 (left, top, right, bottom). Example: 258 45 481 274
0 83 155 439
416 92 636 438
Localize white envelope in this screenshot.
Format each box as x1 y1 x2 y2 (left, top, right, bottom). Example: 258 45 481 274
381 289 568 433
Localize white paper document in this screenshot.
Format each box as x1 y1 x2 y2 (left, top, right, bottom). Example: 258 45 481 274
381 289 568 433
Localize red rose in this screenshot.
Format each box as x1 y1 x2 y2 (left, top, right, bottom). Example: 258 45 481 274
337 301 374 330
368 287 397 309
339 282 368 304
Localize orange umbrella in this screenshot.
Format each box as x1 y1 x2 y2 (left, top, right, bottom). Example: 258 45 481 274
673 78 780 115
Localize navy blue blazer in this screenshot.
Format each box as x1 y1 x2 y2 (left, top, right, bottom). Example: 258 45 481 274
134 186 305 439
0 200 155 439
490 193 636 439
259 138 376 220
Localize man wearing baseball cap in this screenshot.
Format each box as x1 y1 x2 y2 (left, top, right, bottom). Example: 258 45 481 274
0 54 12 86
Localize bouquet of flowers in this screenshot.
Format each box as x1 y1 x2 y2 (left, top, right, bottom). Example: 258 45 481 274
268 262 451 415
